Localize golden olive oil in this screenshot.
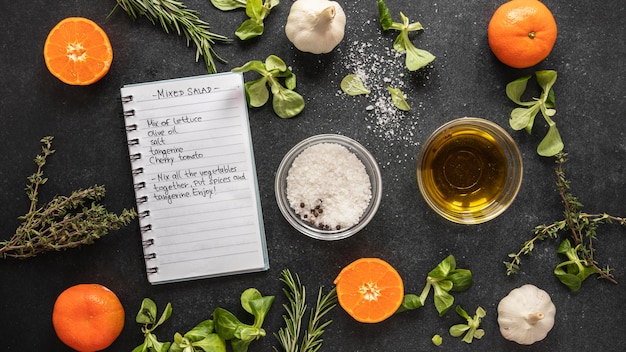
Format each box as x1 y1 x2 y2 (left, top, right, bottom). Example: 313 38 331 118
420 128 508 215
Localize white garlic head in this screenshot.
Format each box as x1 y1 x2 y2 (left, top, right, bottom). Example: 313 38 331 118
497 284 557 345
285 0 347 54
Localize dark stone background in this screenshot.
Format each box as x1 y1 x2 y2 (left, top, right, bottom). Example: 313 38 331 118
0 0 624 351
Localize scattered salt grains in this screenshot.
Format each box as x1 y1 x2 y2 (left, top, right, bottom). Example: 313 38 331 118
286 143 372 231
334 37 433 165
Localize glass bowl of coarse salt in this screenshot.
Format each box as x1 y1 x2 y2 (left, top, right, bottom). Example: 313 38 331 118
275 134 383 240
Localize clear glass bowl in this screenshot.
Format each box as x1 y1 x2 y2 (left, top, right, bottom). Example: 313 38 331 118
275 134 383 240
416 117 523 224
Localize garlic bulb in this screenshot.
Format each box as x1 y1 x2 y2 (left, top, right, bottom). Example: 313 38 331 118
285 0 346 54
497 284 556 345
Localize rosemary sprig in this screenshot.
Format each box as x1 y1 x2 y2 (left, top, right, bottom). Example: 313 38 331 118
274 269 337 352
112 0 231 73
0 137 137 259
300 286 337 352
505 152 626 288
275 270 307 352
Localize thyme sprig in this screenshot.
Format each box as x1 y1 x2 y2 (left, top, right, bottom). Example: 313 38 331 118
274 269 337 352
111 0 231 73
505 152 626 290
0 137 137 259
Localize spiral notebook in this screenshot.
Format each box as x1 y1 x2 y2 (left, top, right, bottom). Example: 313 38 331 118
120 72 269 284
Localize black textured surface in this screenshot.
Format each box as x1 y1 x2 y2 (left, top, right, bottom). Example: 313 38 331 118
1 0 625 351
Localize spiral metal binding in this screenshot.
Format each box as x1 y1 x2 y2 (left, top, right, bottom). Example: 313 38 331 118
123 94 159 276
122 93 135 119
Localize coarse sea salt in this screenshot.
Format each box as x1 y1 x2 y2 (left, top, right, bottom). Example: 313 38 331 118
286 143 372 230
330 36 434 169
338 40 415 144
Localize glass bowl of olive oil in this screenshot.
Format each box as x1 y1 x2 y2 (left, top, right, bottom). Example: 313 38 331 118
416 117 523 224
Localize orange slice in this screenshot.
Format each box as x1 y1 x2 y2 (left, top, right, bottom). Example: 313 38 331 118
334 257 404 323
44 17 113 85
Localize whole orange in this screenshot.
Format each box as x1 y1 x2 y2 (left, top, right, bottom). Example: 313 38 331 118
52 284 125 352
488 0 557 68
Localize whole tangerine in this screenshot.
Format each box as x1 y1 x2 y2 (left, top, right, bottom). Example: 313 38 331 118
52 283 125 352
488 0 557 68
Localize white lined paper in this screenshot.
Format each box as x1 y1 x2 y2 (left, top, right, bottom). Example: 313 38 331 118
121 72 269 284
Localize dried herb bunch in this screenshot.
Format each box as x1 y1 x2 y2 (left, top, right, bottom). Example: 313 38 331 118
0 136 137 259
505 152 626 291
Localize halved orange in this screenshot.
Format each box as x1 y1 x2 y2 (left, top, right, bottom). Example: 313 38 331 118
334 258 404 323
44 17 113 85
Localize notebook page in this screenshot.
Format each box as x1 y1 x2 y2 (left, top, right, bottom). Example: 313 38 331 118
121 72 269 284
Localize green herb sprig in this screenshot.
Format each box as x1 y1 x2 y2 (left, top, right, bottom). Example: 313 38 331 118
170 320 226 352
0 136 137 259
237 0 280 40
274 269 337 352
111 0 231 73
504 152 626 291
211 0 279 40
232 55 305 118
213 288 274 352
134 289 273 352
378 0 436 71
133 298 174 352
449 305 486 344
506 70 563 156
397 255 473 316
